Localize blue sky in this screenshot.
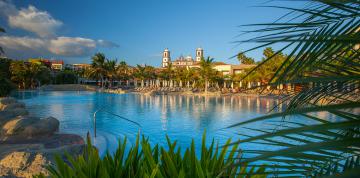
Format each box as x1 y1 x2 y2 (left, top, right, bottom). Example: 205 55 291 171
0 0 301 66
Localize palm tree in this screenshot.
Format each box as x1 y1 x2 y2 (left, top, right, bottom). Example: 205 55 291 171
27 63 42 89
87 53 107 88
116 61 130 85
10 61 27 89
228 1 360 177
105 59 117 88
237 52 255 64
134 65 147 87
183 67 198 88
199 56 215 92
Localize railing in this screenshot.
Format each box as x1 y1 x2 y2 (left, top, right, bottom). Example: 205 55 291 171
93 106 141 137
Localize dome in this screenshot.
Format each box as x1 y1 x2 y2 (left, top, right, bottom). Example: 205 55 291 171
196 47 203 51
164 48 169 52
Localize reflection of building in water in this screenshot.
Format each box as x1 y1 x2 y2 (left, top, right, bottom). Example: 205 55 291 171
256 98 260 113
160 95 168 131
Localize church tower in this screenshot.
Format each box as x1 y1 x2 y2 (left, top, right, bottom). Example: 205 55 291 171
162 48 171 68
195 48 203 62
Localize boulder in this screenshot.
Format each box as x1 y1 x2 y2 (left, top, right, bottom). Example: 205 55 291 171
1 102 25 111
0 97 17 111
2 116 59 138
0 97 17 106
0 151 50 178
0 143 85 177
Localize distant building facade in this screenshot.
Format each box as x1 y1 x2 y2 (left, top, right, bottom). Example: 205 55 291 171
72 63 91 71
162 48 203 68
161 48 255 75
51 60 64 70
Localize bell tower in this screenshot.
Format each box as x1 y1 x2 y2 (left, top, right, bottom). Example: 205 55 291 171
195 48 203 62
162 48 171 68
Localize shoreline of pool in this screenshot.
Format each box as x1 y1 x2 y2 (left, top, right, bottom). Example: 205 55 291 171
22 84 287 98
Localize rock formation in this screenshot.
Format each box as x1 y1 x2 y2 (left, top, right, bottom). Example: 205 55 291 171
0 97 85 177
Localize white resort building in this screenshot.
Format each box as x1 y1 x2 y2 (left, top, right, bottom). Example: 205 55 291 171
161 48 256 75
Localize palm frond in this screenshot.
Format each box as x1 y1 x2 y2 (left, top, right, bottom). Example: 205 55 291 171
230 0 360 177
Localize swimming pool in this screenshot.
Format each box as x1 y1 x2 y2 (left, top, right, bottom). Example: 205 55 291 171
14 91 287 156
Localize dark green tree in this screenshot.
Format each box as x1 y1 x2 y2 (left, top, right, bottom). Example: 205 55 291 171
237 52 255 64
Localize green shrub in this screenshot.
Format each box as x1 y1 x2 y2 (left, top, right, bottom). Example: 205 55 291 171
0 77 14 97
35 132 266 178
54 70 78 84
0 57 11 79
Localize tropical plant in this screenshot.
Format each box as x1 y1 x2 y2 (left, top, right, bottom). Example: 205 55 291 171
105 59 117 87
116 61 131 85
87 53 107 88
184 67 199 85
229 0 360 177
0 77 14 97
0 57 14 96
0 57 11 79
54 70 78 84
10 61 27 89
237 52 255 65
199 57 216 92
35 132 266 178
158 63 174 81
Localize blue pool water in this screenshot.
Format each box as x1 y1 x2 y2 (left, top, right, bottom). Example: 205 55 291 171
14 91 290 156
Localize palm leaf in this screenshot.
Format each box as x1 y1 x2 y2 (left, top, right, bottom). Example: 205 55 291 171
229 0 360 177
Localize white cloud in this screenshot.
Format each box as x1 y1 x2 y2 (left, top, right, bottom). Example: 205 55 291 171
49 37 97 56
8 5 62 37
0 36 116 58
0 1 118 59
97 40 119 48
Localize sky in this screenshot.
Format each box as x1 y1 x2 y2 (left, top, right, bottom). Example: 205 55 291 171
0 0 302 66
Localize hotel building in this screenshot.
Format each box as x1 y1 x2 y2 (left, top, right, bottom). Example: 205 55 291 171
161 48 255 75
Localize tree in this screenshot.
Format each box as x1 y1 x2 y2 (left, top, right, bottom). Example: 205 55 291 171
158 63 173 81
116 61 131 84
199 56 215 92
55 70 78 84
105 59 117 87
0 57 14 96
0 57 11 79
87 53 107 88
9 61 50 89
10 61 27 89
237 52 255 64
134 64 146 82
230 1 360 177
